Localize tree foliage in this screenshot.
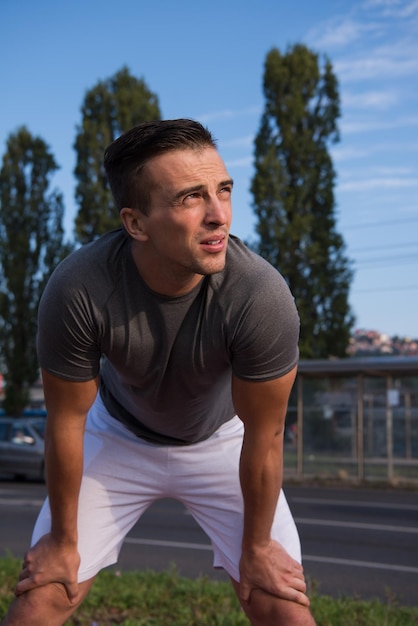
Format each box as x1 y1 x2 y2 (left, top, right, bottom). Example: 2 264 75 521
73 66 161 244
0 127 72 414
251 45 354 359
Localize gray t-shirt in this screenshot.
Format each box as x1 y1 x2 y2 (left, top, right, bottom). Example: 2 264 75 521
37 229 299 445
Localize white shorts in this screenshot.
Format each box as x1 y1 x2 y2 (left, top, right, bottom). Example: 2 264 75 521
32 395 301 583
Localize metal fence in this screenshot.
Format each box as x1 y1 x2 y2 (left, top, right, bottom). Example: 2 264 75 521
284 358 418 485
4 357 418 485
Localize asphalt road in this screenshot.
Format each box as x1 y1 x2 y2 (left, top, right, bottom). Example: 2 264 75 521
0 480 417 606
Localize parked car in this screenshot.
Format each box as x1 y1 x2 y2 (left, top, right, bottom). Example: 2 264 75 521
0 415 46 481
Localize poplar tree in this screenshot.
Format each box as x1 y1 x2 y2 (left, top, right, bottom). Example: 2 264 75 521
73 66 161 244
0 127 72 414
251 45 354 358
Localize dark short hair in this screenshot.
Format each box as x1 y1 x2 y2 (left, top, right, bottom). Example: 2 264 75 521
104 119 217 214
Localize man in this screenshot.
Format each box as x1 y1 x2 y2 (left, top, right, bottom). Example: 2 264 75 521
2 119 315 625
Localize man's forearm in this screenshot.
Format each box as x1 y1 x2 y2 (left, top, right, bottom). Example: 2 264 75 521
40 372 98 545
45 418 86 544
232 369 296 552
239 430 284 550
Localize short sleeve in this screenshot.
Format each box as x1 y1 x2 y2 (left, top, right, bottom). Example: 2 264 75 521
230 261 299 381
37 260 102 382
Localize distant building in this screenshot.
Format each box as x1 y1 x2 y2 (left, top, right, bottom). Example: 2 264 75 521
348 329 418 357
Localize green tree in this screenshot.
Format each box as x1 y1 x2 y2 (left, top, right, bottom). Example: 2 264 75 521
251 45 354 359
73 66 161 244
0 127 72 415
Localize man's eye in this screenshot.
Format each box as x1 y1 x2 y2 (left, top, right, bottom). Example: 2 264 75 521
184 193 199 201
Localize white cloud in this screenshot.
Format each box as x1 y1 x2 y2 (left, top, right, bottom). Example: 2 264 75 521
331 146 373 160
340 114 418 134
397 0 418 17
339 176 418 191
363 0 418 18
307 16 382 48
225 157 253 168
335 52 418 82
311 17 378 48
307 1 418 81
366 165 415 175
197 106 261 124
332 141 418 161
342 89 398 109
220 135 254 149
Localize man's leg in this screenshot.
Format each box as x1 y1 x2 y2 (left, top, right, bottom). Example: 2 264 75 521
2 399 167 625
1 577 95 626
230 578 316 626
170 417 315 624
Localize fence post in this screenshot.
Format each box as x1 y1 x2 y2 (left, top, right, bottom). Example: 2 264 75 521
357 374 364 482
386 375 394 483
297 375 304 479
405 391 412 459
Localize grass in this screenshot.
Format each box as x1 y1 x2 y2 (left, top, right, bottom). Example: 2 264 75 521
1 556 418 625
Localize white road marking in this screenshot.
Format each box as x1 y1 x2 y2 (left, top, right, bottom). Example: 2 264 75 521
295 517 418 534
302 554 418 574
0 497 44 506
124 537 212 551
124 538 418 574
291 496 418 511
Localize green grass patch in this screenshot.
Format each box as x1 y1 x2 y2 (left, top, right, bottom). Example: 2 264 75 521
1 556 417 625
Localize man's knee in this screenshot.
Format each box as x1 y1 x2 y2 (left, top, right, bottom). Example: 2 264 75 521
239 588 316 626
1 578 95 626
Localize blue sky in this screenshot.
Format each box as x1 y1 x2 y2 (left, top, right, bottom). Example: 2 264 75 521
1 0 418 338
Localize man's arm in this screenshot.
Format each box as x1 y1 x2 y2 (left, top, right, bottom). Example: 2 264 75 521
15 369 99 603
232 367 309 607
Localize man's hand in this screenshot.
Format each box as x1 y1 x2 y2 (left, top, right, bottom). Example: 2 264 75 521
15 533 81 604
239 539 310 607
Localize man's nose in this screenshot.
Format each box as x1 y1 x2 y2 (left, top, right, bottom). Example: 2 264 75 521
204 195 229 224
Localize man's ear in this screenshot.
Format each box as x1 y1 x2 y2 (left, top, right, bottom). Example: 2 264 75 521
120 207 149 241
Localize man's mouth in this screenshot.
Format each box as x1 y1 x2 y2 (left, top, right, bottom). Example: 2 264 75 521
200 235 227 253
201 233 226 244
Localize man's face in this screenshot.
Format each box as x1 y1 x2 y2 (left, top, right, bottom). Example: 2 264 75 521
133 147 233 294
